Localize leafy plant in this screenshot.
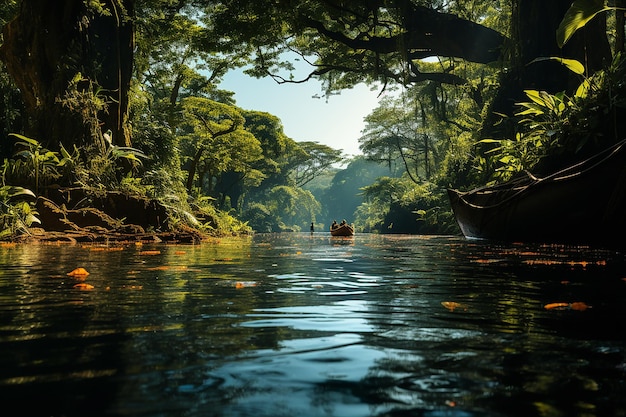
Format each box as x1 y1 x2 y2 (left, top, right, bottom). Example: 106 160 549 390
480 50 626 181
0 167 39 239
10 133 62 195
556 0 615 48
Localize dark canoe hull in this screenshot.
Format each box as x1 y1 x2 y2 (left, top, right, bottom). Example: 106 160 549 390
330 224 354 236
447 140 626 246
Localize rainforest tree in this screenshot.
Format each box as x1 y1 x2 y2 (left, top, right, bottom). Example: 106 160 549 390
0 0 135 151
2 1 613 157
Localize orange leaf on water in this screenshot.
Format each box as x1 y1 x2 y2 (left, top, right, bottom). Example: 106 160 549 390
73 283 94 290
570 301 591 311
441 301 466 312
147 266 171 271
544 302 569 310
67 267 90 277
139 250 161 255
235 281 257 289
544 302 590 311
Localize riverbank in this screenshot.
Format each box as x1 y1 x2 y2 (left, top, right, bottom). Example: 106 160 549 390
7 187 248 244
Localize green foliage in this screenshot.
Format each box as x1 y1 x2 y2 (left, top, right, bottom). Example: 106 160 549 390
355 175 455 234
480 52 626 181
0 65 23 159
58 73 110 151
205 0 507 95
316 157 388 225
180 97 262 193
0 185 39 239
287 141 343 187
9 134 62 195
557 0 612 48
5 0 610 238
241 185 320 232
241 202 275 233
187 196 252 235
74 141 147 191
0 158 39 239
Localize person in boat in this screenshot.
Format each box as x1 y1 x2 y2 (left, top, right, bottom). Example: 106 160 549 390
331 220 338 230
340 219 346 226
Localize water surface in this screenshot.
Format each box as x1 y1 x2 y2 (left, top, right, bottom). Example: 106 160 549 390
1 233 625 417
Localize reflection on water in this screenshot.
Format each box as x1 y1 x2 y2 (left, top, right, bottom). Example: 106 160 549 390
1 234 626 417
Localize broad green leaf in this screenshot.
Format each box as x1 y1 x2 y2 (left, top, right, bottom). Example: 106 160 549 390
9 133 39 146
557 0 611 48
11 187 36 198
26 214 41 226
523 90 545 106
60 144 72 159
575 78 592 99
528 57 585 75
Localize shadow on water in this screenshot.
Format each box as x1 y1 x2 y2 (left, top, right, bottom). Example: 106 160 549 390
0 234 625 416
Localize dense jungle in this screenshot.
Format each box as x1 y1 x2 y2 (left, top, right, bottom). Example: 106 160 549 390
0 0 624 242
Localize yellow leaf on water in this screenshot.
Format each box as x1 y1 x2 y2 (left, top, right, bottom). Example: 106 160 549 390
441 301 466 312
544 302 591 311
67 267 90 277
570 301 591 311
139 250 161 255
544 302 570 310
73 283 94 290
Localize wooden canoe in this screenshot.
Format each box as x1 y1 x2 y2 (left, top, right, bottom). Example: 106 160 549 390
330 223 355 236
447 139 626 246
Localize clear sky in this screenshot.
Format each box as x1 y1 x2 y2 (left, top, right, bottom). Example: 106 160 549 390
219 69 387 157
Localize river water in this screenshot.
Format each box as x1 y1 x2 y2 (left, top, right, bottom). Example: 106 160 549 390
1 233 625 417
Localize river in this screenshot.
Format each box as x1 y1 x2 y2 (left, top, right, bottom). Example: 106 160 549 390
1 233 625 417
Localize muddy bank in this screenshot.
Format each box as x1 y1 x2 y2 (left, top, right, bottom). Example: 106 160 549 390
15 188 212 244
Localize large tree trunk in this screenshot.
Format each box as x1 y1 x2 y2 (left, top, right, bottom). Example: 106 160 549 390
0 0 134 150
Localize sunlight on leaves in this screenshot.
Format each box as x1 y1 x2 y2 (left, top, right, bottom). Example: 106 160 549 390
557 0 611 48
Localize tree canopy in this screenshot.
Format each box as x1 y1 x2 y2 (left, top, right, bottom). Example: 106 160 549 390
206 0 508 91
0 0 623 237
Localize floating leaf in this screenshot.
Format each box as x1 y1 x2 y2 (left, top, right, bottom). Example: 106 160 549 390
235 281 257 289
544 302 591 311
139 250 161 255
544 302 570 310
441 301 466 312
570 301 591 311
73 283 94 290
67 267 90 277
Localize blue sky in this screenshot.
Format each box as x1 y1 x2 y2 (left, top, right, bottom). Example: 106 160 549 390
219 69 387 157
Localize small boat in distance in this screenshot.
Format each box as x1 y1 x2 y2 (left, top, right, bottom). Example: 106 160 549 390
330 220 355 236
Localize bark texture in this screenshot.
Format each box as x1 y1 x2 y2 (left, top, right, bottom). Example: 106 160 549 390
0 0 134 150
